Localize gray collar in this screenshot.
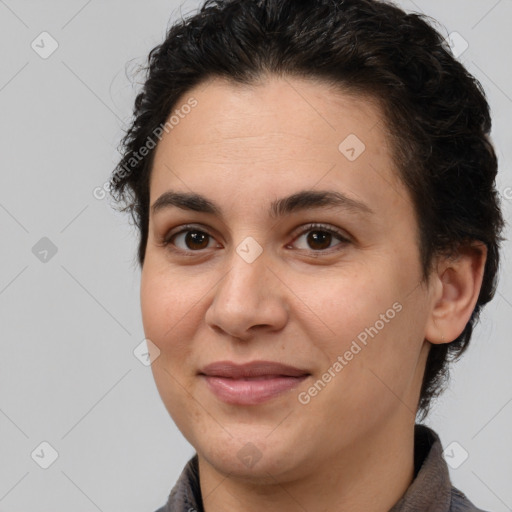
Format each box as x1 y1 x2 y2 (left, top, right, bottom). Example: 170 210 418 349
159 425 483 512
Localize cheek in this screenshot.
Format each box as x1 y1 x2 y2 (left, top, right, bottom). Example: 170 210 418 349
140 267 205 425
140 265 199 354
140 271 170 344
290 266 400 345
337 295 426 411
299 307 425 438
295 262 425 389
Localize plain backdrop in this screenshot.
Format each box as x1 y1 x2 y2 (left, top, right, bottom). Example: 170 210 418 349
0 1 511 511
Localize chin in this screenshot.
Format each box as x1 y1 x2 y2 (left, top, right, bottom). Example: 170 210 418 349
193 428 311 483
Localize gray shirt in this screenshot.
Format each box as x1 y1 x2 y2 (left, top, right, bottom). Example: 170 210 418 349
155 424 488 512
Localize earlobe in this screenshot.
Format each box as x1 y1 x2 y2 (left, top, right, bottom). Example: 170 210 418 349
425 242 487 345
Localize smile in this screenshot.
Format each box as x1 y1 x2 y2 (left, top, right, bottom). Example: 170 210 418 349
201 374 309 405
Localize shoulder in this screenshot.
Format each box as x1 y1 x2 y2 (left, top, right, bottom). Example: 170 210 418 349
153 454 203 512
450 486 491 512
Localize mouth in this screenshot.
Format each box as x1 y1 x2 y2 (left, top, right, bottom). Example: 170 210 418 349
198 360 311 405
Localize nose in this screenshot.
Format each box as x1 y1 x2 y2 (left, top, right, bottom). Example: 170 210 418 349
204 246 289 341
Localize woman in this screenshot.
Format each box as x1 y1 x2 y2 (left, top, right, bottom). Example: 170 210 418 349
110 0 504 510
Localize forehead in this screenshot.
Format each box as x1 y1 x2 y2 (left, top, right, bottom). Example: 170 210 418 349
149 75 408 218
156 75 388 155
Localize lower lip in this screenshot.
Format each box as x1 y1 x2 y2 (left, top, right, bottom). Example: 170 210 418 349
201 375 309 405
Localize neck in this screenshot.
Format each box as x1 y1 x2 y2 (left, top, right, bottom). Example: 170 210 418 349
198 413 416 512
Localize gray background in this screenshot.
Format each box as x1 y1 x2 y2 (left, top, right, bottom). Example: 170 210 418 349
0 0 511 510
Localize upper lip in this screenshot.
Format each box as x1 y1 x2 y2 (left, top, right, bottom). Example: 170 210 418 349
199 360 310 378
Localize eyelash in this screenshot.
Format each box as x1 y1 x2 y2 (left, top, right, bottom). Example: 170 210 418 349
161 223 351 256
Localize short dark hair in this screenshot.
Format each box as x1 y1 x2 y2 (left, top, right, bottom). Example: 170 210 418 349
110 0 504 418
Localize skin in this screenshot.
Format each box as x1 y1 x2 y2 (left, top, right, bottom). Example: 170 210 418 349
140 75 486 512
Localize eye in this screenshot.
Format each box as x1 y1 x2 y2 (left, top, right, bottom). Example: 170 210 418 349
161 222 350 256
163 225 219 253
289 223 350 252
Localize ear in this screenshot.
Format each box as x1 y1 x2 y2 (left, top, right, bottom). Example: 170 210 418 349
425 242 487 344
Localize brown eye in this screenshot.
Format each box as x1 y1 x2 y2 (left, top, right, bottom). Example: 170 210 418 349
184 231 210 250
306 230 333 250
291 223 350 252
165 228 216 252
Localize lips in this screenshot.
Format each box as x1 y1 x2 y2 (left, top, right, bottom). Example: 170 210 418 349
200 360 309 378
199 360 310 405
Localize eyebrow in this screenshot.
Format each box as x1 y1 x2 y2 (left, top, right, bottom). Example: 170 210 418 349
150 189 374 219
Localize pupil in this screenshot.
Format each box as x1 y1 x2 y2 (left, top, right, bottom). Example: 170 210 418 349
186 231 208 249
183 230 332 251
308 231 331 250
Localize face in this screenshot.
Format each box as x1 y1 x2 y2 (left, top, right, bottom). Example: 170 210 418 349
141 75 435 481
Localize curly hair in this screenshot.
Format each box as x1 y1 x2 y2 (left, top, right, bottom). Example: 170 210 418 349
110 0 505 418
